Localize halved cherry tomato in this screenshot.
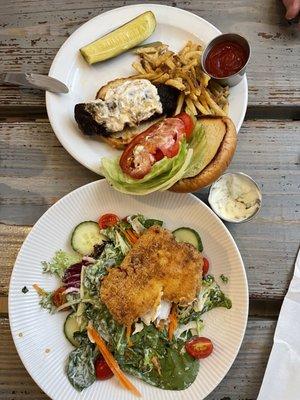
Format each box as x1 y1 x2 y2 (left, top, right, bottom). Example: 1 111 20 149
119 117 186 179
176 112 194 139
94 355 114 380
98 213 119 229
203 257 209 275
52 287 67 308
185 337 213 359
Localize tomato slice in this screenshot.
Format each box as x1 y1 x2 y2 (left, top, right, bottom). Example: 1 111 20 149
185 337 213 359
203 257 209 275
94 355 114 380
119 117 186 179
175 112 194 140
98 213 119 229
52 287 67 308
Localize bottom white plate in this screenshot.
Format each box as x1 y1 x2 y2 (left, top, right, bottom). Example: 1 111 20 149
9 180 248 400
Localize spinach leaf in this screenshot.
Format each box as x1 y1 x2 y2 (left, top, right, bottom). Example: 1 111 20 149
66 338 96 391
157 345 199 390
116 324 198 390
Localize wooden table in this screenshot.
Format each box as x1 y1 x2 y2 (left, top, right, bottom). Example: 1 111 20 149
0 1 299 398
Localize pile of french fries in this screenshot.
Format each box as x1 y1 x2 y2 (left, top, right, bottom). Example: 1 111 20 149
132 41 229 117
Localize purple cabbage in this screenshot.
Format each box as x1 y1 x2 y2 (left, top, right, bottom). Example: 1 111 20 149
62 259 90 289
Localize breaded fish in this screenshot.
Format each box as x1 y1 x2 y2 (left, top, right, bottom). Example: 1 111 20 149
100 225 203 326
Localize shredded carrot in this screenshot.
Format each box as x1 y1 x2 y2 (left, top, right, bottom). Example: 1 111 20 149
87 325 141 397
32 284 46 296
124 229 139 245
168 304 178 341
126 324 133 347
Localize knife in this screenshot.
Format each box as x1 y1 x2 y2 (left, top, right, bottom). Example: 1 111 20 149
0 72 69 93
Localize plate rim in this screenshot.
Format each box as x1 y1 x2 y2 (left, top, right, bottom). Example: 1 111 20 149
45 3 248 175
9 179 249 400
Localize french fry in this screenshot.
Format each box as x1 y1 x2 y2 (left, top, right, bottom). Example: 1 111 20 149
152 73 169 84
223 103 229 115
165 57 176 69
141 59 154 73
132 40 229 118
203 91 226 116
174 92 185 115
132 61 146 75
185 97 197 115
194 100 209 115
165 78 186 91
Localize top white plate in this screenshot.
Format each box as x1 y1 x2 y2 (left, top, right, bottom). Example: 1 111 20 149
46 4 248 175
9 180 248 400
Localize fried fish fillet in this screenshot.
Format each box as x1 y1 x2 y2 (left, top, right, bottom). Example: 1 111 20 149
100 225 203 326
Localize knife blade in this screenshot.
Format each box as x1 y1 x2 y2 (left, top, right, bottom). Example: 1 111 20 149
0 72 69 93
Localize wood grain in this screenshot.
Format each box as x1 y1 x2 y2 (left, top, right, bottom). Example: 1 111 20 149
0 315 276 399
1 119 299 300
0 0 299 109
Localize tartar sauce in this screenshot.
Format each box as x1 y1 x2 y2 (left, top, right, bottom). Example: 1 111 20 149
209 173 261 222
85 79 162 132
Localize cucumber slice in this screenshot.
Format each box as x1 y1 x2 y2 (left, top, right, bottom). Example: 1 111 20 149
80 11 156 64
71 221 106 255
173 227 203 252
64 312 81 347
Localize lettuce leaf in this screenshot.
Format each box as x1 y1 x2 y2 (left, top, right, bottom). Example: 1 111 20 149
42 250 80 278
101 140 193 195
182 121 207 178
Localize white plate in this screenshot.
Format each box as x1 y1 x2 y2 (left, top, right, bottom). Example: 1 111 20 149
46 4 248 175
9 180 248 400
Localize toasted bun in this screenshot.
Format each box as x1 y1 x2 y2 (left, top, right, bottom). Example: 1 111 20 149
170 116 237 192
100 117 164 149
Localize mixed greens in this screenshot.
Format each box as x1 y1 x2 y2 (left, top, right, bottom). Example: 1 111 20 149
34 213 232 393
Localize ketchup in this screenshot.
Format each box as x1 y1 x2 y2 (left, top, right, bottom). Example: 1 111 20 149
205 41 247 78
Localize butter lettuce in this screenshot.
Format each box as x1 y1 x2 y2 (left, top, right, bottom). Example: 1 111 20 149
101 140 193 195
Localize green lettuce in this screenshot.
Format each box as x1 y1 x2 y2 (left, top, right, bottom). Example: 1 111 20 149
100 140 193 195
42 250 80 278
182 121 207 178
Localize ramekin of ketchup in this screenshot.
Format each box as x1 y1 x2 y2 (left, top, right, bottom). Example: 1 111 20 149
201 33 250 87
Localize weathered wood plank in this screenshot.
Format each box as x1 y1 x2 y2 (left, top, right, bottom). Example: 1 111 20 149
1 119 299 300
0 316 276 399
0 0 299 109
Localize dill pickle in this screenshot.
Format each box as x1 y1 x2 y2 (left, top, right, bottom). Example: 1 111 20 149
80 11 156 64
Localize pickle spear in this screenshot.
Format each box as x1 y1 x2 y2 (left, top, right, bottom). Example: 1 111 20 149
80 11 156 65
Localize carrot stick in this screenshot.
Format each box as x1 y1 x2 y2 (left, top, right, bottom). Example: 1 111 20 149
124 229 139 245
32 284 46 296
87 325 141 397
168 304 178 341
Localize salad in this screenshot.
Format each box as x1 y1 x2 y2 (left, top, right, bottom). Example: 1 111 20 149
34 213 232 395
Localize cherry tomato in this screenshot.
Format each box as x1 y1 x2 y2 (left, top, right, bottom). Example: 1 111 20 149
94 355 114 380
203 257 209 275
119 117 186 179
185 337 213 359
98 213 119 229
52 287 67 308
175 112 194 139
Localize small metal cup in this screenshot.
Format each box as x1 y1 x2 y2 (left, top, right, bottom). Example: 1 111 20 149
208 172 262 223
201 33 251 87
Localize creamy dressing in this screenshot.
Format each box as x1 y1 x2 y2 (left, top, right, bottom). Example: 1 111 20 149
209 173 261 222
85 79 162 132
